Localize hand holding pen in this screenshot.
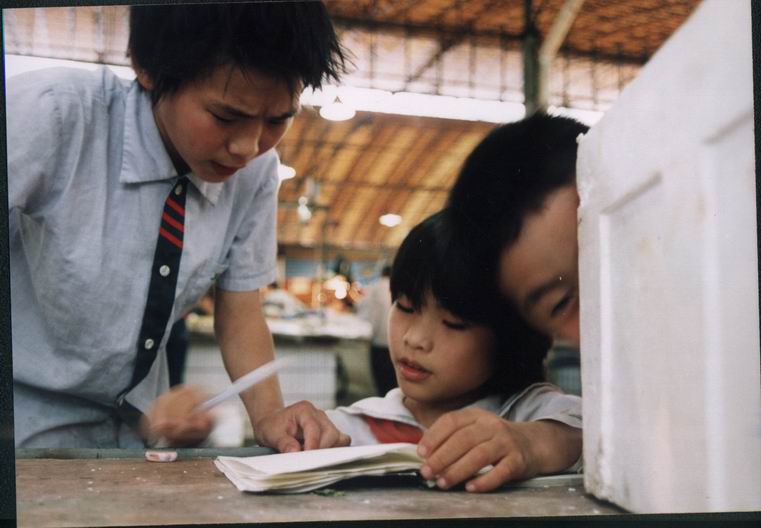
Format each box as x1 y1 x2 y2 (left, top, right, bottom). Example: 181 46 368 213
143 358 292 448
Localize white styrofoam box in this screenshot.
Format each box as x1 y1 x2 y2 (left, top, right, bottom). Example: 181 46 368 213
577 0 759 513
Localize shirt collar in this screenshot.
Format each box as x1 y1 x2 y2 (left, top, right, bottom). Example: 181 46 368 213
187 174 223 205
345 388 505 427
119 81 223 205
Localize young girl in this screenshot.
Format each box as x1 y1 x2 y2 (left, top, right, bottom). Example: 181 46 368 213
326 210 582 492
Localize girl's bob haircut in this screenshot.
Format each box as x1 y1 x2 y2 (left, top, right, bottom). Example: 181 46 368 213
390 209 551 396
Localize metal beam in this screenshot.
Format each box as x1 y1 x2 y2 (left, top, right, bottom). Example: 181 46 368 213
537 0 587 112
523 0 541 115
331 15 522 45
385 0 419 21
403 0 506 88
404 31 466 86
330 16 647 66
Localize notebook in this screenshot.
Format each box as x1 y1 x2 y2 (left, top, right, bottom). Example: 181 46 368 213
214 442 583 494
214 442 422 493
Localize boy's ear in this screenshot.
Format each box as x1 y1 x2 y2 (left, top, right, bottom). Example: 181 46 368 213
131 58 155 91
135 69 154 91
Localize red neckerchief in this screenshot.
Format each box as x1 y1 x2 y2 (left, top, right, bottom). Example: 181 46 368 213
363 415 424 444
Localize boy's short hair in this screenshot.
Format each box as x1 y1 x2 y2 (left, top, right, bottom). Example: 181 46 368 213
128 2 349 104
390 210 550 396
445 114 589 338
448 114 589 254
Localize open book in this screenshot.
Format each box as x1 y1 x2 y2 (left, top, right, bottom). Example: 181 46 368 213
214 442 583 494
215 442 423 493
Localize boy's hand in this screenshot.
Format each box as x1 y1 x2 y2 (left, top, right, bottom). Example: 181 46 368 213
417 408 538 493
142 385 214 447
253 400 351 453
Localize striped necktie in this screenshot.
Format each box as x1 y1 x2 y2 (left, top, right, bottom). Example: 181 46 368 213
117 177 189 428
131 176 189 387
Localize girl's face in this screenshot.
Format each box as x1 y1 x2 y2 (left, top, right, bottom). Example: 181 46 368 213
388 290 496 423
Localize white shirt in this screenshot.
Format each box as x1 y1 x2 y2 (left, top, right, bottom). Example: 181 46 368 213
326 383 583 473
326 383 583 472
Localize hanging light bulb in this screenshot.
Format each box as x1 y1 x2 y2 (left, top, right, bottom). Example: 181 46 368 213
319 96 355 121
379 213 402 227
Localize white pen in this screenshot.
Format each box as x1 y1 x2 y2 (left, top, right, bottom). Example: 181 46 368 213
195 357 293 413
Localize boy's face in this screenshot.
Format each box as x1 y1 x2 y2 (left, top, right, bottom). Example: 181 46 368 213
388 291 495 414
498 184 581 348
140 65 300 182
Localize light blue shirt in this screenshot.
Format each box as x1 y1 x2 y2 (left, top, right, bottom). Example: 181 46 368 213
8 67 279 447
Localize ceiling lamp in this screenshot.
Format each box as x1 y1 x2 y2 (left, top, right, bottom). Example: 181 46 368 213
379 213 402 227
319 96 355 121
278 163 296 181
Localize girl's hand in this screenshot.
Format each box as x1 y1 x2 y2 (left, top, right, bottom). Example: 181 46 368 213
418 408 581 492
417 408 536 492
142 385 214 447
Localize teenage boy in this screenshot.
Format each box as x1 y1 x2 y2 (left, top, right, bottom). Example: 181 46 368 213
414 114 589 489
8 3 351 450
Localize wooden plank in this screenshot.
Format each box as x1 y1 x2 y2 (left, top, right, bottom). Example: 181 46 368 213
355 125 448 244
16 458 624 527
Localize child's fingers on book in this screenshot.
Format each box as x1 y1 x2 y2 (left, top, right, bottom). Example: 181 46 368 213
315 423 341 449
253 413 298 452
493 450 530 484
433 439 501 490
298 415 323 450
460 450 527 493
432 408 479 433
464 468 505 493
423 421 494 475
421 407 490 454
275 435 302 453
418 414 464 454
315 419 351 449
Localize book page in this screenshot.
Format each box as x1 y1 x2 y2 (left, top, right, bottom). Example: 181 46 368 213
218 442 420 476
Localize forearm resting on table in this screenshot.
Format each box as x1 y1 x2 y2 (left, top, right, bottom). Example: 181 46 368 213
521 419 582 475
214 288 285 424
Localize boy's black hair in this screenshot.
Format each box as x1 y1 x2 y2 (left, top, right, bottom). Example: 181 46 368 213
128 2 349 104
448 113 589 254
390 210 550 397
445 114 589 341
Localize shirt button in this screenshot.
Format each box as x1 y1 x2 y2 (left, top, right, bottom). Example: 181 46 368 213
174 184 183 195
159 265 170 277
144 338 155 350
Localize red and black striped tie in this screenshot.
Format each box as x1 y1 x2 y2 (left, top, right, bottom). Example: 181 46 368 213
129 177 189 390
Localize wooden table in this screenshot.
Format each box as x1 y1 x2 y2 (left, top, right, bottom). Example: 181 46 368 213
15 452 624 526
